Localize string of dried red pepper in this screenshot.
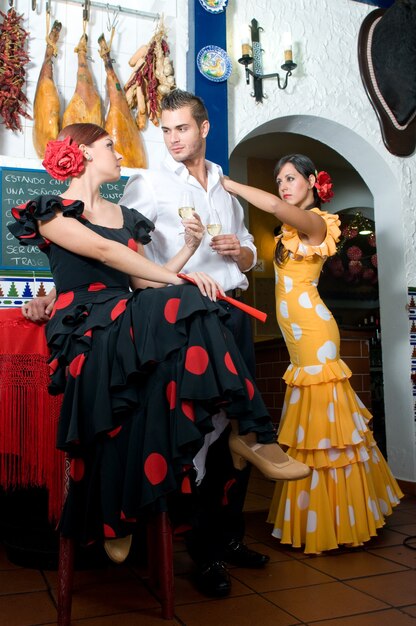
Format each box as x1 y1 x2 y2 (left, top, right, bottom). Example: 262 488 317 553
0 8 31 132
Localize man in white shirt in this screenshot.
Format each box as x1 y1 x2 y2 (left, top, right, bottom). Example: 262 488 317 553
121 140 255 296
121 90 269 597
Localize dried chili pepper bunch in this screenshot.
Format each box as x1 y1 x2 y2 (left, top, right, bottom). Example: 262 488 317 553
0 8 31 132
124 20 176 130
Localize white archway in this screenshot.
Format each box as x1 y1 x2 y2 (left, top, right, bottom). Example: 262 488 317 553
232 115 415 483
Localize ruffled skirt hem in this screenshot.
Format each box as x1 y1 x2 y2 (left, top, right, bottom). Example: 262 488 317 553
268 360 403 554
283 358 352 387
267 457 403 554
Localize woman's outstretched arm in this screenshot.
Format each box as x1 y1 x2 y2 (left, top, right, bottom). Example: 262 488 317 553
222 177 326 243
38 213 222 300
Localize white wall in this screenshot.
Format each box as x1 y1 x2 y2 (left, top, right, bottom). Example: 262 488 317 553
227 0 416 482
0 0 189 171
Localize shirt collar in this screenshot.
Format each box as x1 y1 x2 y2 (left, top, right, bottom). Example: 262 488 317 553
163 152 222 186
163 151 187 176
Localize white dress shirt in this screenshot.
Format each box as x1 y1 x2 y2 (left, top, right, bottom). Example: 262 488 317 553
121 153 257 292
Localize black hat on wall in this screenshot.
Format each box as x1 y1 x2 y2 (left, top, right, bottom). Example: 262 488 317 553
358 0 416 156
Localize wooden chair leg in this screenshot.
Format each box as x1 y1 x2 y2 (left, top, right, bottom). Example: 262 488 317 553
147 511 174 620
57 535 75 626
157 511 174 620
57 451 174 622
147 516 158 588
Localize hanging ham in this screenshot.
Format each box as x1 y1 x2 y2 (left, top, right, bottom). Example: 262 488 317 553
98 33 146 168
62 34 102 128
33 20 62 159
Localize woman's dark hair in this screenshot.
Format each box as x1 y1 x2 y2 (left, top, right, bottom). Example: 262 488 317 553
161 89 209 128
57 123 109 146
274 154 320 265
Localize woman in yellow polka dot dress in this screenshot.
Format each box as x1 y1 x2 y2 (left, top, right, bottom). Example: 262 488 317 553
222 154 403 554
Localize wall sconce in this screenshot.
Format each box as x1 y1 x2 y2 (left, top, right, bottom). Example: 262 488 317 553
357 218 373 235
238 18 297 103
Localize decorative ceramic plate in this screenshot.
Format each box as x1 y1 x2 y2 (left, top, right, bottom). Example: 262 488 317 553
198 0 228 13
197 45 232 82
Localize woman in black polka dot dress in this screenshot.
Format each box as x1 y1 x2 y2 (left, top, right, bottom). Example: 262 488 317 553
9 124 310 558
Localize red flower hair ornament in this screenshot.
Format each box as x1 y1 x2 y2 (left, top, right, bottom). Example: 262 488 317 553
42 136 85 181
314 170 334 203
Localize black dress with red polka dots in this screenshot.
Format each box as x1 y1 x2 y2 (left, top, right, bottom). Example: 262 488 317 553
9 196 274 543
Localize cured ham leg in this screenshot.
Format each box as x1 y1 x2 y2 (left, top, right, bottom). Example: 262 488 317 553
62 34 102 128
98 34 146 168
33 20 62 158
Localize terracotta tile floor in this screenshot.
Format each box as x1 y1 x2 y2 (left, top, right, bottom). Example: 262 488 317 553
0 473 415 626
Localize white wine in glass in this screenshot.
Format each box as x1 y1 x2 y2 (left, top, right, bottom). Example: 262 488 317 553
206 223 222 236
178 206 195 219
207 210 222 252
178 191 195 234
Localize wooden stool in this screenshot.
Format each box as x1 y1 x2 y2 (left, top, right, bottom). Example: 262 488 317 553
57 460 174 625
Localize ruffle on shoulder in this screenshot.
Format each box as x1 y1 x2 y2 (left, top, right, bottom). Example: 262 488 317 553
281 208 341 259
283 358 352 387
9 196 84 247
122 207 155 245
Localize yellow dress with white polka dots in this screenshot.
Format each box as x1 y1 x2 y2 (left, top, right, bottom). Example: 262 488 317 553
267 208 403 554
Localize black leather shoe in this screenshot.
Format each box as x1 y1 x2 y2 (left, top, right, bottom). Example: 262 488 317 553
224 540 270 568
195 560 231 597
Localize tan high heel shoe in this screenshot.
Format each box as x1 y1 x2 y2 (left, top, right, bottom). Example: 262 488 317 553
104 534 132 563
229 432 311 481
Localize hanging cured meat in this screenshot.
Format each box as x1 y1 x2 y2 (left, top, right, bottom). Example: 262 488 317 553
62 34 102 128
33 20 62 158
98 33 146 169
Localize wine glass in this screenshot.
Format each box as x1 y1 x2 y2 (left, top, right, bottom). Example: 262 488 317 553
206 222 222 237
207 209 222 250
178 191 195 234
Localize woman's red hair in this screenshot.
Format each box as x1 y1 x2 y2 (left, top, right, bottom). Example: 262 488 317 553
57 123 109 146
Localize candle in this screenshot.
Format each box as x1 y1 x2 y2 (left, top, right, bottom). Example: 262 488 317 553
282 31 293 62
241 37 252 57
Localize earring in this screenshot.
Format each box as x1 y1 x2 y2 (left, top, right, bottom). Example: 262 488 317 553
85 154 92 161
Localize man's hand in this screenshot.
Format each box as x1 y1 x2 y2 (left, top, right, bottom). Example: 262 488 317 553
22 293 56 323
210 233 241 259
210 235 254 272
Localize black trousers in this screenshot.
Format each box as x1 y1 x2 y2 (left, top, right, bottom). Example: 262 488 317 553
184 301 257 565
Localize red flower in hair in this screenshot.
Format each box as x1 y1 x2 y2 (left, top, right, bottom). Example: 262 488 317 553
42 136 85 181
314 170 334 203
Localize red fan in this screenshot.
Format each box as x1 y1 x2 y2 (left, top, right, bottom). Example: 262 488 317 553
177 274 267 323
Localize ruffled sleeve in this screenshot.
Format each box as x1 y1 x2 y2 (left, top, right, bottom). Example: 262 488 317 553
8 196 84 248
122 206 155 246
280 208 341 259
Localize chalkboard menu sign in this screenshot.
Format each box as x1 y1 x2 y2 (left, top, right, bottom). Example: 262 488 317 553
1 167 129 270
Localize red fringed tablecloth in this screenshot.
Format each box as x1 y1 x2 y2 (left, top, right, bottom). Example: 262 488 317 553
0 308 63 523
